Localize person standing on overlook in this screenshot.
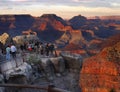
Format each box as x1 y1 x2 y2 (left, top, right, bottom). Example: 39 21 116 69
45 43 50 56
49 43 55 56
6 45 11 61
10 44 17 59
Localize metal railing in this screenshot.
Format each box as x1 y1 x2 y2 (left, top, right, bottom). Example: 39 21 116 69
0 83 71 92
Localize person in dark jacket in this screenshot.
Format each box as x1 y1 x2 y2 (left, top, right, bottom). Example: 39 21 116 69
45 43 50 56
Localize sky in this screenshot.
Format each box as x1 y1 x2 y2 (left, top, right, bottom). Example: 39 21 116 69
0 0 120 19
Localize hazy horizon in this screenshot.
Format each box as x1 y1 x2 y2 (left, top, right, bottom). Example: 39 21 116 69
0 0 120 19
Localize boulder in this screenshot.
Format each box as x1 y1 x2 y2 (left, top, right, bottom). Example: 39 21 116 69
4 62 33 92
60 52 83 71
37 57 66 80
40 58 55 81
0 57 32 81
50 56 65 74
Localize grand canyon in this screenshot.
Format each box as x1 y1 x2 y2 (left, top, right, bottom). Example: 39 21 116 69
0 14 120 92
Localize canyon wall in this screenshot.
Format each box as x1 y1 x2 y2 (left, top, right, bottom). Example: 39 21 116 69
79 42 120 92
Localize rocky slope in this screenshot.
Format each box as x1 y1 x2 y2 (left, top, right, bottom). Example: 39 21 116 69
98 33 120 50
79 41 120 92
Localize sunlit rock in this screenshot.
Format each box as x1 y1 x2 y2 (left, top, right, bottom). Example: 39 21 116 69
80 42 120 92
0 33 9 45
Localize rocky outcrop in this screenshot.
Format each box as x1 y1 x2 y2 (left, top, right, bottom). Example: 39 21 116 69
0 74 4 92
0 55 33 92
0 33 9 45
25 53 82 92
50 57 65 74
0 57 32 81
56 29 85 48
0 51 83 92
26 53 66 81
37 57 66 80
60 52 83 71
80 42 120 92
13 34 39 45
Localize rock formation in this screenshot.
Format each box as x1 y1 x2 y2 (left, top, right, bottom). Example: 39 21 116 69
0 50 83 92
50 57 65 74
69 15 87 29
13 34 39 45
60 51 83 71
0 33 9 45
0 74 4 92
0 58 32 81
80 42 120 92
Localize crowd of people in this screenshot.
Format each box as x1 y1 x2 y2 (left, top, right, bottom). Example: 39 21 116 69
20 41 57 57
0 40 57 62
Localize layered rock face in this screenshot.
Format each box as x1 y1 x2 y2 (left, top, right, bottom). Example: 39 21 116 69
0 33 9 45
80 42 120 92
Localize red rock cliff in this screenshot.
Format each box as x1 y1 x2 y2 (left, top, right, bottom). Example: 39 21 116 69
79 42 120 92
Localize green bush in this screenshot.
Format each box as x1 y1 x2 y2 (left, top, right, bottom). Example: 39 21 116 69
28 55 41 65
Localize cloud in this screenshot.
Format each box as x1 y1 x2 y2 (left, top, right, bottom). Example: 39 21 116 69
72 0 81 2
0 0 120 19
8 0 28 1
111 3 120 7
0 0 119 8
72 0 94 2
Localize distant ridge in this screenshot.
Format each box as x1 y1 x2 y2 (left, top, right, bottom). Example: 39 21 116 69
88 15 120 20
